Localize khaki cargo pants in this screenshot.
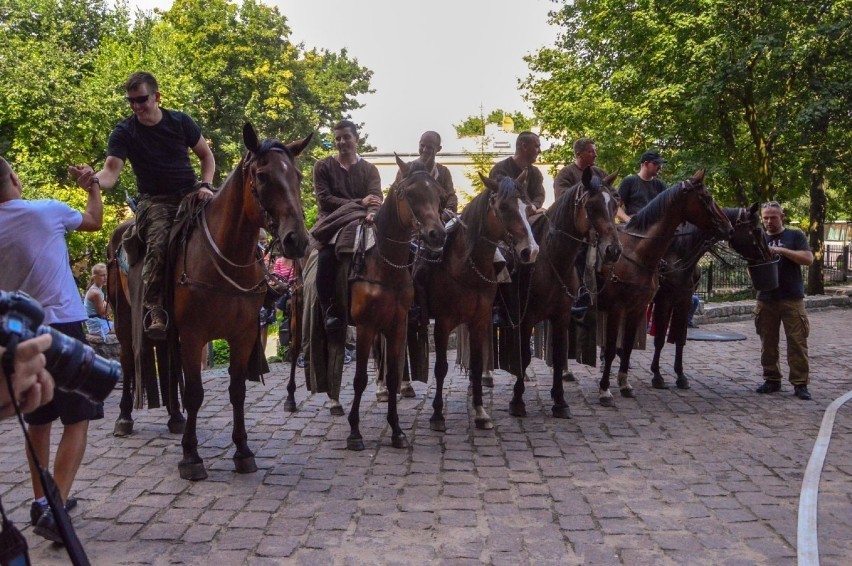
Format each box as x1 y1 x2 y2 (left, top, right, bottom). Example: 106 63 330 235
135 194 183 310
753 299 810 385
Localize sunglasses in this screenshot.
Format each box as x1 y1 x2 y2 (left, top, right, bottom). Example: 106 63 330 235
762 201 781 209
125 93 153 105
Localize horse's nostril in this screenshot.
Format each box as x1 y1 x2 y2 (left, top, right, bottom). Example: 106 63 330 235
521 249 531 263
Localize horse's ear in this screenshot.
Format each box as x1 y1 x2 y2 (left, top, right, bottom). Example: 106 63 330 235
480 173 498 193
603 171 618 188
287 132 313 157
749 202 760 216
515 168 528 186
395 153 409 176
582 165 593 186
692 168 706 183
243 123 260 153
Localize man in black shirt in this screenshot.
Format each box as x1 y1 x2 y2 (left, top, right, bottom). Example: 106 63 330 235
617 150 667 223
82 72 215 339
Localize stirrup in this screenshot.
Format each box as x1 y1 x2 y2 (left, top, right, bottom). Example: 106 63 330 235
143 307 169 340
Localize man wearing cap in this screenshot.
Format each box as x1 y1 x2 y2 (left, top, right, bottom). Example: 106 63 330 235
616 150 667 223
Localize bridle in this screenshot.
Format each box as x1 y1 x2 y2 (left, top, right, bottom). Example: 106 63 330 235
376 169 439 270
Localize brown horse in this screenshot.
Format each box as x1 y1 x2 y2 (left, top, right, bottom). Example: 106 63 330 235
172 123 310 480
428 173 539 432
597 170 733 406
505 167 622 419
649 204 771 389
346 158 446 451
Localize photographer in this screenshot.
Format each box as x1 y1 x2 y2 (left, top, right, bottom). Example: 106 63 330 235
0 334 55 419
0 156 103 543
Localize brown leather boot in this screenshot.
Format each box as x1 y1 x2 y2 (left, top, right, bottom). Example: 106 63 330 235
144 307 168 341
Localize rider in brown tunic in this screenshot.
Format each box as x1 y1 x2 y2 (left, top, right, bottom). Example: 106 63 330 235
488 131 545 214
553 137 609 200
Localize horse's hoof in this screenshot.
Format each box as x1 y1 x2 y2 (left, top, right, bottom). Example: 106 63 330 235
376 389 389 403
676 378 691 390
347 436 365 451
509 401 527 417
620 387 635 398
113 419 134 437
429 417 446 432
651 377 669 390
391 433 410 449
167 416 186 435
233 455 258 474
474 416 494 430
400 383 416 398
283 398 297 413
552 406 572 419
481 374 494 388
562 371 576 382
178 461 208 481
329 401 345 416
600 396 615 408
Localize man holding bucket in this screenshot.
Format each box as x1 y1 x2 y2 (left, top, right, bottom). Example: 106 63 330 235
754 201 814 400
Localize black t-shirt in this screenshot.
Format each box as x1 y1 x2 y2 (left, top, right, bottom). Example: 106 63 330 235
618 174 667 216
107 109 202 196
757 228 810 301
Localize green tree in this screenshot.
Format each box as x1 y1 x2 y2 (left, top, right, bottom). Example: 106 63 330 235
454 108 536 138
524 0 852 293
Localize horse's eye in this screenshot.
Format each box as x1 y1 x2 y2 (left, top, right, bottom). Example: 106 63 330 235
257 171 270 184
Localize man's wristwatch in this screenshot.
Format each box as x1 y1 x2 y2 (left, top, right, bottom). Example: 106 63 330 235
199 182 212 191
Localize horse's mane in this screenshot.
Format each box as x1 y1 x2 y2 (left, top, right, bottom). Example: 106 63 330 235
256 139 293 159
625 182 689 232
666 223 705 257
460 176 522 260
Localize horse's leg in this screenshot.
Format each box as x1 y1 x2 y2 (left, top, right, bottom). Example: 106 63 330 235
469 319 492 430
178 340 207 481
347 325 375 451
550 319 571 419
650 302 670 390
599 312 620 407
284 345 298 412
509 325 529 417
384 324 409 449
159 344 185 434
226 338 257 474
430 320 450 432
674 341 690 390
114 337 136 437
617 313 639 398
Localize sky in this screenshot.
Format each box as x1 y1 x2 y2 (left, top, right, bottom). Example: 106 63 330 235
124 0 561 153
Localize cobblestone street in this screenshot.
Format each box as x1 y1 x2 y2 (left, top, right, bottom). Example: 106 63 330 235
1 307 849 565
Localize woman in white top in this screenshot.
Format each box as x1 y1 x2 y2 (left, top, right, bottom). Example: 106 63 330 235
83 263 113 339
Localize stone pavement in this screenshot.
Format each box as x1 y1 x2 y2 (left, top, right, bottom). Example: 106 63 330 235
0 307 850 565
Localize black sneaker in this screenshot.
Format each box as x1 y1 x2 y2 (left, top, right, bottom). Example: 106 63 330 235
33 508 64 544
31 497 78 526
794 384 812 400
756 380 782 394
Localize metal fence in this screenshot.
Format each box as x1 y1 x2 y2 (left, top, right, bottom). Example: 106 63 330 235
696 243 849 300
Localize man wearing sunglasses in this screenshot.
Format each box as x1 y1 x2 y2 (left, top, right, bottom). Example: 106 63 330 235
72 72 215 340
754 201 814 400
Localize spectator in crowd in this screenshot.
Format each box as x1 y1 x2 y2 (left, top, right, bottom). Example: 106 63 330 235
84 263 113 339
617 150 667 223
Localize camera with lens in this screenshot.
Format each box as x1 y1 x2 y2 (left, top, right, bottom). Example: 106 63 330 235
0 290 120 403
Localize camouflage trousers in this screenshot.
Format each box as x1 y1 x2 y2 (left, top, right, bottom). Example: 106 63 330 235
753 299 810 385
135 194 182 310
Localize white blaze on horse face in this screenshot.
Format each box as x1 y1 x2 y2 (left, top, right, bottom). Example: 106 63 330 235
514 197 540 262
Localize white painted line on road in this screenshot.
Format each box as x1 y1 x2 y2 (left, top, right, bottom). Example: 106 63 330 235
798 390 852 566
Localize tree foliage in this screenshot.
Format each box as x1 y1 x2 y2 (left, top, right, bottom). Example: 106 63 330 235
524 0 852 293
0 0 373 282
453 108 537 138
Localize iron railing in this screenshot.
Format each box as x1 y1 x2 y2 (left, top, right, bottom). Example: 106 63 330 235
696 243 849 300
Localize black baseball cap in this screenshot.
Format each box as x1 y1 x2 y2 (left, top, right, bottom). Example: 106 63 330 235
640 150 667 165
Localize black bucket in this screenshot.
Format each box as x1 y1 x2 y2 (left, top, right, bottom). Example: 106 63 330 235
748 257 780 291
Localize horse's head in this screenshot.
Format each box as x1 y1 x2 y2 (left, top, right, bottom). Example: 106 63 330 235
479 173 539 264
726 203 772 263
392 156 446 252
678 169 733 240
581 170 621 264
242 123 311 259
